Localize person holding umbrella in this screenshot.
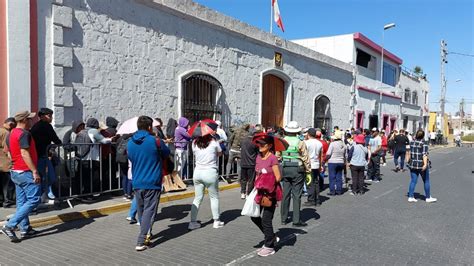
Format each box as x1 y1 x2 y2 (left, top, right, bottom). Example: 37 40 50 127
187 119 225 230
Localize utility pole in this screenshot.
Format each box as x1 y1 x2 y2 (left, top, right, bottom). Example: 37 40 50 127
459 98 465 132
439 40 447 135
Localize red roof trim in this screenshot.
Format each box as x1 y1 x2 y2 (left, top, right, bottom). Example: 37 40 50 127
353 32 403 65
357 86 401 100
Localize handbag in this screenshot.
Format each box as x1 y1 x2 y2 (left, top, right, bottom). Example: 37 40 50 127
260 194 272 207
241 188 261 217
155 138 175 176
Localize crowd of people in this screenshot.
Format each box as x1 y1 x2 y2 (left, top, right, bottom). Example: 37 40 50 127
0 109 437 256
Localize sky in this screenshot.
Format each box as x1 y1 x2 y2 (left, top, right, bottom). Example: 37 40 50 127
194 0 474 115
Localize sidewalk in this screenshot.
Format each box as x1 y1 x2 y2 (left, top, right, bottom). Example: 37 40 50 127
0 181 239 228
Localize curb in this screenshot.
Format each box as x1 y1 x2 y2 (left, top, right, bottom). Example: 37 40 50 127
14 183 240 228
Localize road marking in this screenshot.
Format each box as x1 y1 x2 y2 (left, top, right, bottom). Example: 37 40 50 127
431 169 437 173
374 185 402 199
459 156 464 159
225 221 322 265
446 162 455 166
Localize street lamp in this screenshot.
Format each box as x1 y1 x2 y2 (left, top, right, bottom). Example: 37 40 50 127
379 23 396 129
380 23 396 86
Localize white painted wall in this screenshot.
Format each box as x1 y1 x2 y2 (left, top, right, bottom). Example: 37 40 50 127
7 0 31 115
292 34 354 64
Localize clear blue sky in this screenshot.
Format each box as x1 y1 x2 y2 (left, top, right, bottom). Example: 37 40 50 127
194 0 473 115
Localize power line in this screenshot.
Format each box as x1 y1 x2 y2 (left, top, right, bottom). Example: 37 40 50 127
449 51 474 57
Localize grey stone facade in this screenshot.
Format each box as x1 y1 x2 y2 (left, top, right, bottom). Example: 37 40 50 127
49 0 353 130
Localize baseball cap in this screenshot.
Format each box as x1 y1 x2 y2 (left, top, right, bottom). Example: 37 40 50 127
307 128 317 137
14 111 36 122
371 127 378 132
38 107 53 116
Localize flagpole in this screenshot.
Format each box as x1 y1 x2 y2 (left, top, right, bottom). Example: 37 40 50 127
270 0 273 34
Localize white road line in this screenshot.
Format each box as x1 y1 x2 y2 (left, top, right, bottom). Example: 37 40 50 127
446 161 455 166
374 185 402 199
459 156 464 159
431 169 437 173
225 222 322 265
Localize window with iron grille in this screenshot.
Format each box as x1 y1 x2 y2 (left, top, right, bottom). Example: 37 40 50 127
182 74 222 125
314 95 331 130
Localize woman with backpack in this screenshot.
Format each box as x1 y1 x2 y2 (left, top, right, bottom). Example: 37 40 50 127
406 130 437 203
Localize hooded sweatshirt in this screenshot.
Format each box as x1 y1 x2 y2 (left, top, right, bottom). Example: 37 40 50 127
127 130 170 190
174 117 191 150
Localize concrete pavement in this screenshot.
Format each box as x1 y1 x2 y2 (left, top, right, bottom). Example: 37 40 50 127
0 146 472 265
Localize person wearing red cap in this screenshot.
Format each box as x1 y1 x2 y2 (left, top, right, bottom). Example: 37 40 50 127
347 135 368 195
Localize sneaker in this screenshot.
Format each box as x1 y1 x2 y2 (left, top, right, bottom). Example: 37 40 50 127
426 197 437 203
372 180 380 183
241 193 246 200
188 221 201 230
259 236 280 250
144 234 152 246
408 197 418 203
213 220 224 229
1 226 20 243
382 163 387 166
349 191 355 196
20 227 38 239
257 247 276 257
135 245 147 251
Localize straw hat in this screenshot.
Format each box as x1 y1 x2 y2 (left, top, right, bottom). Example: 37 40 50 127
284 121 302 133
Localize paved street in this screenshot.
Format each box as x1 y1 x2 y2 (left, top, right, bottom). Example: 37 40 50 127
0 146 472 265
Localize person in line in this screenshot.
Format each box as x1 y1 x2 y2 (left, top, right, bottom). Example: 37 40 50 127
226 123 250 180
116 133 133 200
406 130 437 203
315 129 328 192
280 121 311 227
348 134 368 195
251 135 282 257
239 126 261 199
326 130 347 195
30 108 62 201
174 117 191 179
0 117 16 208
2 111 41 242
367 128 382 183
303 128 323 206
429 131 436 146
127 116 170 251
393 129 410 173
215 120 229 176
188 133 224 230
380 130 388 166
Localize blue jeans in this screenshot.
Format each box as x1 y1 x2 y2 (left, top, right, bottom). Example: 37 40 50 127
37 157 56 198
119 163 132 196
328 163 344 193
128 197 139 222
6 171 41 231
408 169 430 198
394 150 406 169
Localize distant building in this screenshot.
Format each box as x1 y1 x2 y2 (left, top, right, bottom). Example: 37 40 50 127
293 33 430 133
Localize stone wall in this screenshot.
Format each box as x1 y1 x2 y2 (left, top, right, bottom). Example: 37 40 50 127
51 0 353 130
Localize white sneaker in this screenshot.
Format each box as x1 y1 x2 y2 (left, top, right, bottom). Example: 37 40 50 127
213 220 224 229
188 221 201 230
426 197 437 203
408 197 418 203
382 163 387 166
241 193 246 199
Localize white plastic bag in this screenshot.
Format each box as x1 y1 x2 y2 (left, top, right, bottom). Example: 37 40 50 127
241 188 260 217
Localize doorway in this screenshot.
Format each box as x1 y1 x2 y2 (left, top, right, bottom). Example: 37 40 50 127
261 74 285 127
369 115 378 130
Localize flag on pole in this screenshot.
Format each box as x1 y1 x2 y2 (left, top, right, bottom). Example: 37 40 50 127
272 0 284 32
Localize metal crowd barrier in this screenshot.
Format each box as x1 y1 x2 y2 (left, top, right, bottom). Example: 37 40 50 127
46 139 241 208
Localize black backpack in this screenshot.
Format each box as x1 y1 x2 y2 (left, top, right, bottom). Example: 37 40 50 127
116 134 132 163
74 129 93 159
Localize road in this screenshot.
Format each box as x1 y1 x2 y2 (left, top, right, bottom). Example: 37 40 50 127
0 146 472 265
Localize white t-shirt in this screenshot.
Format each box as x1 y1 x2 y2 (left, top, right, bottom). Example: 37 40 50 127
430 132 436 140
192 139 222 170
304 138 323 169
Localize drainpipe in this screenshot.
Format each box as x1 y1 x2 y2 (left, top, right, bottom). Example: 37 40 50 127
350 63 357 128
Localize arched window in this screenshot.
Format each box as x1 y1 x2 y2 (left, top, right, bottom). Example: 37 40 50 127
182 74 222 124
412 91 418 105
314 95 331 129
404 88 411 103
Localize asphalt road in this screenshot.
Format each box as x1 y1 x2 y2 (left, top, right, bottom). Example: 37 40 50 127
0 146 472 265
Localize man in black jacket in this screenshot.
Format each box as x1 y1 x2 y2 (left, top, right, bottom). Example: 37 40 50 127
393 129 410 172
239 125 262 199
30 108 62 201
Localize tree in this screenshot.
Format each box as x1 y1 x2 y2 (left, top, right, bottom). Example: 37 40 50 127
413 66 423 75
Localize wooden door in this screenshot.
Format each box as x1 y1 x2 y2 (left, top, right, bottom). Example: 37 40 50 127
262 75 285 127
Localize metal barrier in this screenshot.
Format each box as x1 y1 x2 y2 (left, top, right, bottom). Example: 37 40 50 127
48 143 122 208
46 140 241 208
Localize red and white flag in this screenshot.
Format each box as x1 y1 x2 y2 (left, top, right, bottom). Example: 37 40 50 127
272 0 285 32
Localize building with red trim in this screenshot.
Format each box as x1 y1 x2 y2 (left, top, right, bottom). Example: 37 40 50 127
293 33 430 133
